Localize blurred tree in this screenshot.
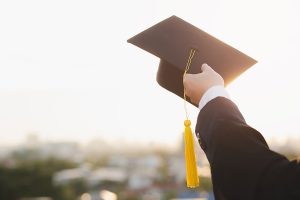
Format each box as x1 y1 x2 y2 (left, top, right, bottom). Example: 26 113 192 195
0 157 80 200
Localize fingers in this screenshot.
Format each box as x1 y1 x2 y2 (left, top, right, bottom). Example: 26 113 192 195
183 63 224 105
183 74 192 88
201 63 213 72
183 74 195 84
183 74 193 96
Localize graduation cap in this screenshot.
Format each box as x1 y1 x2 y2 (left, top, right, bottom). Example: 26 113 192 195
128 15 257 106
127 15 257 188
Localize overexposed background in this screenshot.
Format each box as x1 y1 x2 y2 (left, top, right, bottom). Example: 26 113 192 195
0 0 299 147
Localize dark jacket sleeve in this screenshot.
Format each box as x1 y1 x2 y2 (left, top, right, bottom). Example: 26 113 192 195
195 97 300 200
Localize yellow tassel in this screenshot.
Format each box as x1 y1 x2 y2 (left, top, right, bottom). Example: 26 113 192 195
182 48 199 188
184 119 199 188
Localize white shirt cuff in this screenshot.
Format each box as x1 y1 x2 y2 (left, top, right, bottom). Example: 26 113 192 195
198 85 230 112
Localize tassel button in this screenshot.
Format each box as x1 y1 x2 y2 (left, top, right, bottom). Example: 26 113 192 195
184 119 191 127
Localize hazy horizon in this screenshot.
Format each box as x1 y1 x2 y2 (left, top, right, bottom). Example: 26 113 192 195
1 0 300 147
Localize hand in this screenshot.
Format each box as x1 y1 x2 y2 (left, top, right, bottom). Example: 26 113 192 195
183 63 224 106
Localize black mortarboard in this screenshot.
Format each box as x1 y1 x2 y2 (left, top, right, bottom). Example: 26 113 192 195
128 16 257 106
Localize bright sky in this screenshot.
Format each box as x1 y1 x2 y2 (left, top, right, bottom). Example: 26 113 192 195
0 0 300 147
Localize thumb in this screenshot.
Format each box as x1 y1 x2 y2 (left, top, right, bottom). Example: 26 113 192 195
201 63 214 72
183 73 193 86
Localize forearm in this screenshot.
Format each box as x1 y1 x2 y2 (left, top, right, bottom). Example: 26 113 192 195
195 88 255 155
195 90 300 199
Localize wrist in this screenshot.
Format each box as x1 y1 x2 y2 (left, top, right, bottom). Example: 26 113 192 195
198 85 230 112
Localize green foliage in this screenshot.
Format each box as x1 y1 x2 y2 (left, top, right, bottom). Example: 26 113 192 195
0 158 79 200
55 180 87 200
199 176 213 191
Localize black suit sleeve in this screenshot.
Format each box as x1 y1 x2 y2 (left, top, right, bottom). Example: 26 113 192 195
195 97 300 200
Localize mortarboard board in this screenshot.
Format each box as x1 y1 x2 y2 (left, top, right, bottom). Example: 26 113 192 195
127 15 257 106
